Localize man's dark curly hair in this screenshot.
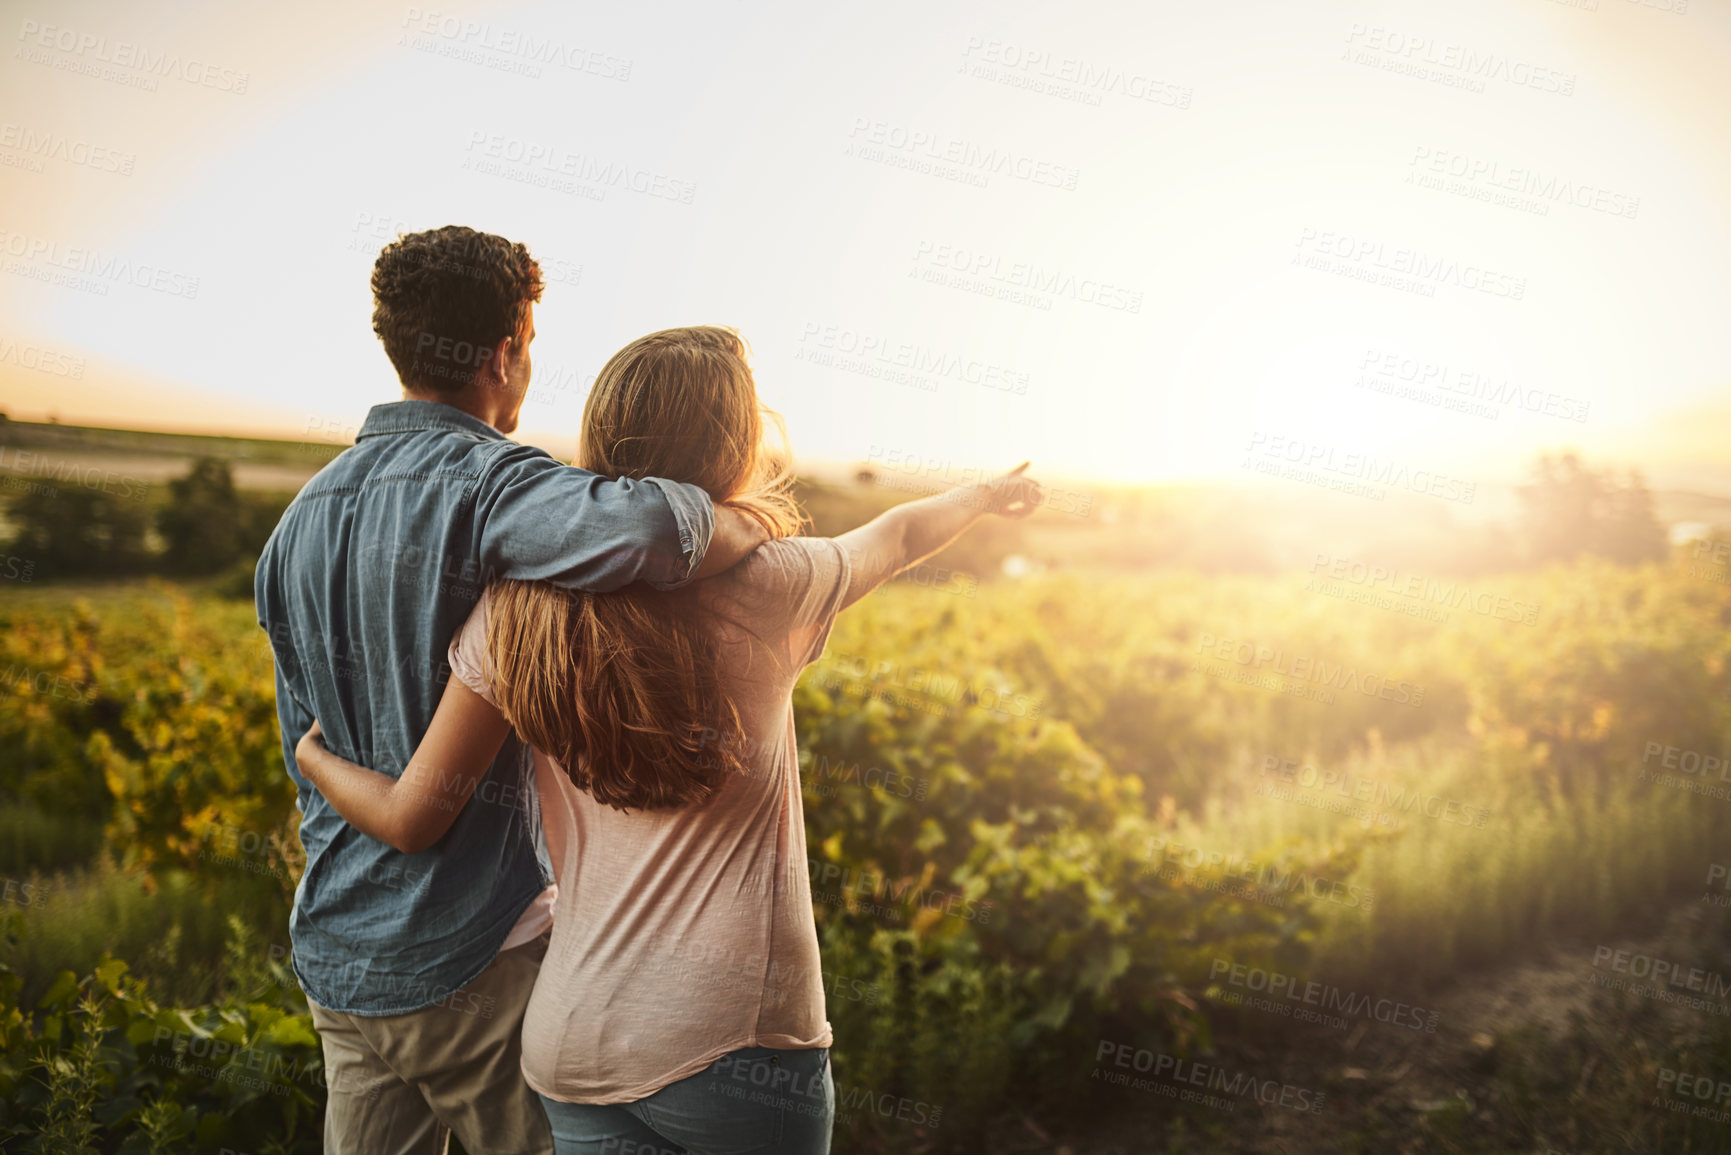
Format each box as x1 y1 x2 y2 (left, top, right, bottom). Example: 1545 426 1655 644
371 225 543 393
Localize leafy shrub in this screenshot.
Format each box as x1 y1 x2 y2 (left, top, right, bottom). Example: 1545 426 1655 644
792 653 1345 1143
3 458 292 582
0 921 321 1153
6 557 1731 1150
2 488 152 581
0 586 297 877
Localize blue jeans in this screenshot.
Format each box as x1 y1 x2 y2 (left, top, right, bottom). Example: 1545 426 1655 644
537 1047 833 1155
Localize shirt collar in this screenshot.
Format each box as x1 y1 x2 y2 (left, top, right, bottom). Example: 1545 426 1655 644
355 399 507 442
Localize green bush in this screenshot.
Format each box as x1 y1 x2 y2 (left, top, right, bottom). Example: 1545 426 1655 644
0 921 321 1152
791 653 1344 1142
2 487 151 582
0 586 297 878
3 458 292 582
6 556 1731 1150
2 860 289 1010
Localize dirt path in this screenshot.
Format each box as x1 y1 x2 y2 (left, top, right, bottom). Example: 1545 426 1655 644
992 901 1729 1155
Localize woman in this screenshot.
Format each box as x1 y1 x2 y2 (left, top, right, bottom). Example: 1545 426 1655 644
294 325 1039 1154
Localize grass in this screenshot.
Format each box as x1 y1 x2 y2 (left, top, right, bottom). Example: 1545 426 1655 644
1171 739 1721 991
0 803 105 876
6 560 1731 1151
0 855 291 1007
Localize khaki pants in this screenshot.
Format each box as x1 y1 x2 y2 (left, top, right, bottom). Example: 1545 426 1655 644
308 933 554 1155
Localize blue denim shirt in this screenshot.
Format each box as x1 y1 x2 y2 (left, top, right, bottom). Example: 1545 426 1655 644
256 400 714 1015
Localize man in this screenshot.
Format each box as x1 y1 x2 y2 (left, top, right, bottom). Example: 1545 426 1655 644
255 225 767 1153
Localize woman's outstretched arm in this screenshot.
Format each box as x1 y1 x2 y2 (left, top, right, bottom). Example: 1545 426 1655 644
294 677 512 855
835 463 1041 609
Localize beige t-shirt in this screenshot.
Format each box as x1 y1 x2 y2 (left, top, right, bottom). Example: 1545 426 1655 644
448 536 852 1104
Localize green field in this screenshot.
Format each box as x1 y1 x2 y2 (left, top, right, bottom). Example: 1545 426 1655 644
0 416 345 469
7 543 1731 1150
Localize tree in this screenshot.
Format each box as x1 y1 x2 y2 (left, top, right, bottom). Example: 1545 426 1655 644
157 457 246 575
1517 453 1666 566
4 484 151 578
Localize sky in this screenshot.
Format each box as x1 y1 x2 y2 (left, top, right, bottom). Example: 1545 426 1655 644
1 0 1728 490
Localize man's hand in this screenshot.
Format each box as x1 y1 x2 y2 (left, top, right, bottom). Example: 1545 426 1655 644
692 504 772 580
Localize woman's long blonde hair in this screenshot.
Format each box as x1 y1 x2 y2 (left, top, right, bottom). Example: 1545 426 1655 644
485 326 803 810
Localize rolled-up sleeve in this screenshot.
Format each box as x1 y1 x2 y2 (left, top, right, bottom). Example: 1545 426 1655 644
475 445 715 591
